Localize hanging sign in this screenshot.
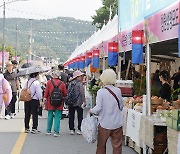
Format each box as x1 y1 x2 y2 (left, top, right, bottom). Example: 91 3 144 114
79 55 85 69
92 50 100 68
108 42 118 66
85 51 92 67
132 30 144 64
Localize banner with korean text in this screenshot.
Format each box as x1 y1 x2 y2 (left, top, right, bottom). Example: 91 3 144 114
118 0 179 31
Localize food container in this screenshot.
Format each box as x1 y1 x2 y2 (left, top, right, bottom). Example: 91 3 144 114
172 101 180 109
151 98 163 105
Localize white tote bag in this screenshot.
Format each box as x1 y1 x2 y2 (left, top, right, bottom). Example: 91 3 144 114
81 114 98 143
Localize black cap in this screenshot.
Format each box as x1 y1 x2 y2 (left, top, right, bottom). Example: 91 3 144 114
11 60 18 65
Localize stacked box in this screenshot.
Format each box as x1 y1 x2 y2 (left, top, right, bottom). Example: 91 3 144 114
166 117 173 128
172 109 180 120
170 109 180 131
167 128 180 154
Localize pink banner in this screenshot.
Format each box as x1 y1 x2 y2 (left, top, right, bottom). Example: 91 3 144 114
0 52 9 66
145 2 179 44
119 22 144 52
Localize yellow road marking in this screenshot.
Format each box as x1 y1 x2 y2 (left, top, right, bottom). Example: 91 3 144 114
11 119 32 154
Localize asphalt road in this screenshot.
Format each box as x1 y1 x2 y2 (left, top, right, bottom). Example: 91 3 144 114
0 78 137 154
0 107 137 154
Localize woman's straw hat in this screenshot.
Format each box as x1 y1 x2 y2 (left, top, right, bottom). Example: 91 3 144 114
100 69 117 85
71 70 84 80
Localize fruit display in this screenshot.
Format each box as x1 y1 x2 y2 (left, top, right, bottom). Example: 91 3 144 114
151 96 163 105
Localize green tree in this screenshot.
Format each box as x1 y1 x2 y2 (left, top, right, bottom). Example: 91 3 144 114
92 0 118 29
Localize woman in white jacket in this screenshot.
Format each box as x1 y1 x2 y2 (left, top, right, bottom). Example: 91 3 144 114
90 69 124 154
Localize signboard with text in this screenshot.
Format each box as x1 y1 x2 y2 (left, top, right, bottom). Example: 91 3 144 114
145 1 179 44
118 0 179 31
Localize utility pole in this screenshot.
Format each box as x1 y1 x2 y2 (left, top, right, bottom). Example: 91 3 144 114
15 23 18 61
2 1 5 73
28 19 33 63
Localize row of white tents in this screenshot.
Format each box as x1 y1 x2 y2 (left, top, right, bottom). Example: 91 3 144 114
67 14 118 62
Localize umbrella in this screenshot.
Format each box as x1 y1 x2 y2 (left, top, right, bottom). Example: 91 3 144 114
17 66 43 77
21 63 33 68
42 66 51 72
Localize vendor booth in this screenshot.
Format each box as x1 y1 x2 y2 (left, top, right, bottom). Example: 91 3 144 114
65 0 180 153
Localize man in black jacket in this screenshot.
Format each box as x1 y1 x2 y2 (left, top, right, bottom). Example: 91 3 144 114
58 64 69 87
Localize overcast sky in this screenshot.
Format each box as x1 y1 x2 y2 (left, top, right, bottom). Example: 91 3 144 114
0 0 102 21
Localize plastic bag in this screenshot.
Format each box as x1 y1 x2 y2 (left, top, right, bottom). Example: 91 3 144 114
81 114 98 143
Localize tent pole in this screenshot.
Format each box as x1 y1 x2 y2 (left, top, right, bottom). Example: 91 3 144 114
118 54 121 80
102 42 105 71
146 43 151 116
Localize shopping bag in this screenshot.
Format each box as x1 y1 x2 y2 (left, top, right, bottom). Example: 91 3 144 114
3 93 8 103
81 114 98 143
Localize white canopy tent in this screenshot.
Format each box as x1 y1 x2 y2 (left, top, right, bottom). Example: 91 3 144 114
66 15 118 62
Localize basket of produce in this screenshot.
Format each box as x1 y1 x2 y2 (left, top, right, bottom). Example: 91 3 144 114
151 96 163 105
172 100 180 109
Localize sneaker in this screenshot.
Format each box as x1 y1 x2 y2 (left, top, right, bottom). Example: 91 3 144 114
70 130 75 135
10 114 15 119
54 133 60 137
5 115 10 120
77 130 82 135
45 132 51 135
25 129 30 133
31 129 41 134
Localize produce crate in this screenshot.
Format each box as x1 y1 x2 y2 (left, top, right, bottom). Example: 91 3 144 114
172 109 180 120
151 99 163 105
172 119 180 131
166 117 173 128
172 101 180 109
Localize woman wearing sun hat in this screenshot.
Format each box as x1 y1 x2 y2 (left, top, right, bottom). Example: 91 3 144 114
89 69 124 154
68 70 86 135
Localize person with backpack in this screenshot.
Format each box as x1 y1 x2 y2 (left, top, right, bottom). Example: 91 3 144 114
43 71 67 137
66 70 86 135
24 72 43 134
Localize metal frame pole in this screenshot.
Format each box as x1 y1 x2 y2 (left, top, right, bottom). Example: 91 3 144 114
146 43 151 116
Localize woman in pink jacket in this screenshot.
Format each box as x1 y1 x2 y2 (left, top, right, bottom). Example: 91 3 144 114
0 74 12 118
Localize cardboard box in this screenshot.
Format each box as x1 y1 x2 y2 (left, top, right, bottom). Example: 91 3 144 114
172 119 180 131
172 109 180 120
166 117 173 128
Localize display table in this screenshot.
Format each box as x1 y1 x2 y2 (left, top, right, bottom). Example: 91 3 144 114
167 128 180 154
125 109 143 147
139 116 167 153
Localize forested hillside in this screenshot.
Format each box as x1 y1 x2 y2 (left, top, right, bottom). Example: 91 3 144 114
0 17 95 62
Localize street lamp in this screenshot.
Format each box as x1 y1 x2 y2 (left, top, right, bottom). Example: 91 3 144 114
1 0 29 73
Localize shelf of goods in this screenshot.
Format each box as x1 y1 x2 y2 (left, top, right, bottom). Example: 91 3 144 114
167 128 180 154
139 116 167 154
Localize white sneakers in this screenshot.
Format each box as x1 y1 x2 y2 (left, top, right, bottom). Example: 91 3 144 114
45 132 51 135
5 115 10 120
76 130 82 135
54 133 60 137
70 130 82 135
70 130 75 135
